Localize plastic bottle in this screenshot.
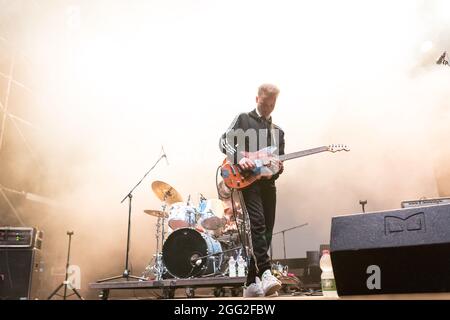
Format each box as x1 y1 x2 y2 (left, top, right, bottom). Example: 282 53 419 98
320 250 338 297
237 255 246 277
228 256 237 277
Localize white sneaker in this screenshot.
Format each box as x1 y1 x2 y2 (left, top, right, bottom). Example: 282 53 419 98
243 277 264 297
261 270 282 297
266 291 279 297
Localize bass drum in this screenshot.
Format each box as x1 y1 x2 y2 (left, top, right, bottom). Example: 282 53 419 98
162 228 222 278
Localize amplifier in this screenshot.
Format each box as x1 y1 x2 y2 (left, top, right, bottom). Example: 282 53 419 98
401 197 450 209
0 227 43 249
0 248 43 299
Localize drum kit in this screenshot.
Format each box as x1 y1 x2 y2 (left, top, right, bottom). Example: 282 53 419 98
141 181 243 280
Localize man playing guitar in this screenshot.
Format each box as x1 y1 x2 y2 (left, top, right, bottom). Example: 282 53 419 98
219 83 284 297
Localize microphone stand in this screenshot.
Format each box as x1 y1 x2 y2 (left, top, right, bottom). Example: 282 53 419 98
97 152 167 283
359 200 367 213
48 231 84 300
270 223 308 260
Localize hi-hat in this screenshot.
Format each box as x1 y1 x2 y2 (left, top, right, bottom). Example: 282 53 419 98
151 181 183 205
143 209 168 218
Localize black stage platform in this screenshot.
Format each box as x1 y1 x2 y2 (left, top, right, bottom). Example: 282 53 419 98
89 276 301 299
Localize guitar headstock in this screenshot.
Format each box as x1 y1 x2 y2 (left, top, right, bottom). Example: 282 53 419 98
328 144 350 153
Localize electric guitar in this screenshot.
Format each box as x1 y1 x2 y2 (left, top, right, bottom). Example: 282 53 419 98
220 144 350 189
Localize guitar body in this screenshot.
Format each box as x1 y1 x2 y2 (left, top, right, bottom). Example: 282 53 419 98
220 144 349 190
220 147 281 189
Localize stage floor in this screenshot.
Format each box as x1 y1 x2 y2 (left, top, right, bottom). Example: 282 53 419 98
89 278 450 300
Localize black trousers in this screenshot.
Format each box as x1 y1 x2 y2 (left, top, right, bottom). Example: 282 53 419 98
241 180 277 285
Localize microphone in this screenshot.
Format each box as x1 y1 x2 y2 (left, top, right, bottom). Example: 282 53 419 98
161 145 169 165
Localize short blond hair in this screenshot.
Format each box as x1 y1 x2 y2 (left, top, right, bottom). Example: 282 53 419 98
258 83 280 97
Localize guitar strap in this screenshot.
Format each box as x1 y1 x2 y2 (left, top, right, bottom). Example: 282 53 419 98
269 122 280 155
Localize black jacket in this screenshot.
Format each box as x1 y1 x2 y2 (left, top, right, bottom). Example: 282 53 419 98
219 109 285 182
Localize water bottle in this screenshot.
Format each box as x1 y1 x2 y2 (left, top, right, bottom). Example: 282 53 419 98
237 255 246 277
320 250 338 297
228 256 237 277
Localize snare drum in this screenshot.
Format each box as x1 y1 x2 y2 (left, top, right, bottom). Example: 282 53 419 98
167 202 197 230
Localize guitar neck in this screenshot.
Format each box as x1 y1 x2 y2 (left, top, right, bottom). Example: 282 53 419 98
279 146 329 162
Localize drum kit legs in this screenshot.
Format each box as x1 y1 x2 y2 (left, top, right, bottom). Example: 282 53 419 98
142 196 170 280
151 215 166 280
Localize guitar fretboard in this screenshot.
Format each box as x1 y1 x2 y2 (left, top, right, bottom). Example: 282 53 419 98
279 146 329 162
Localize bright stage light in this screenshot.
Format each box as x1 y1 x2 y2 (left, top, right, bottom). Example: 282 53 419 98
421 41 433 53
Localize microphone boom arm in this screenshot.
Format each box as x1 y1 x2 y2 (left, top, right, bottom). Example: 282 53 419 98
121 153 167 204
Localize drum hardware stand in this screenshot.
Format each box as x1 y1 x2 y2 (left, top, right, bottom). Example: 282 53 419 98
186 194 191 205
48 231 84 300
97 151 167 283
142 213 165 280
143 195 170 281
270 223 308 260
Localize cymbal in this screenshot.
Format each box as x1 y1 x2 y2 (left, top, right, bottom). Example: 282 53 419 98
143 209 168 218
151 181 183 205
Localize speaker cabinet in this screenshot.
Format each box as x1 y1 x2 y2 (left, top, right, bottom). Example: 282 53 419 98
0 249 42 300
330 204 450 296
